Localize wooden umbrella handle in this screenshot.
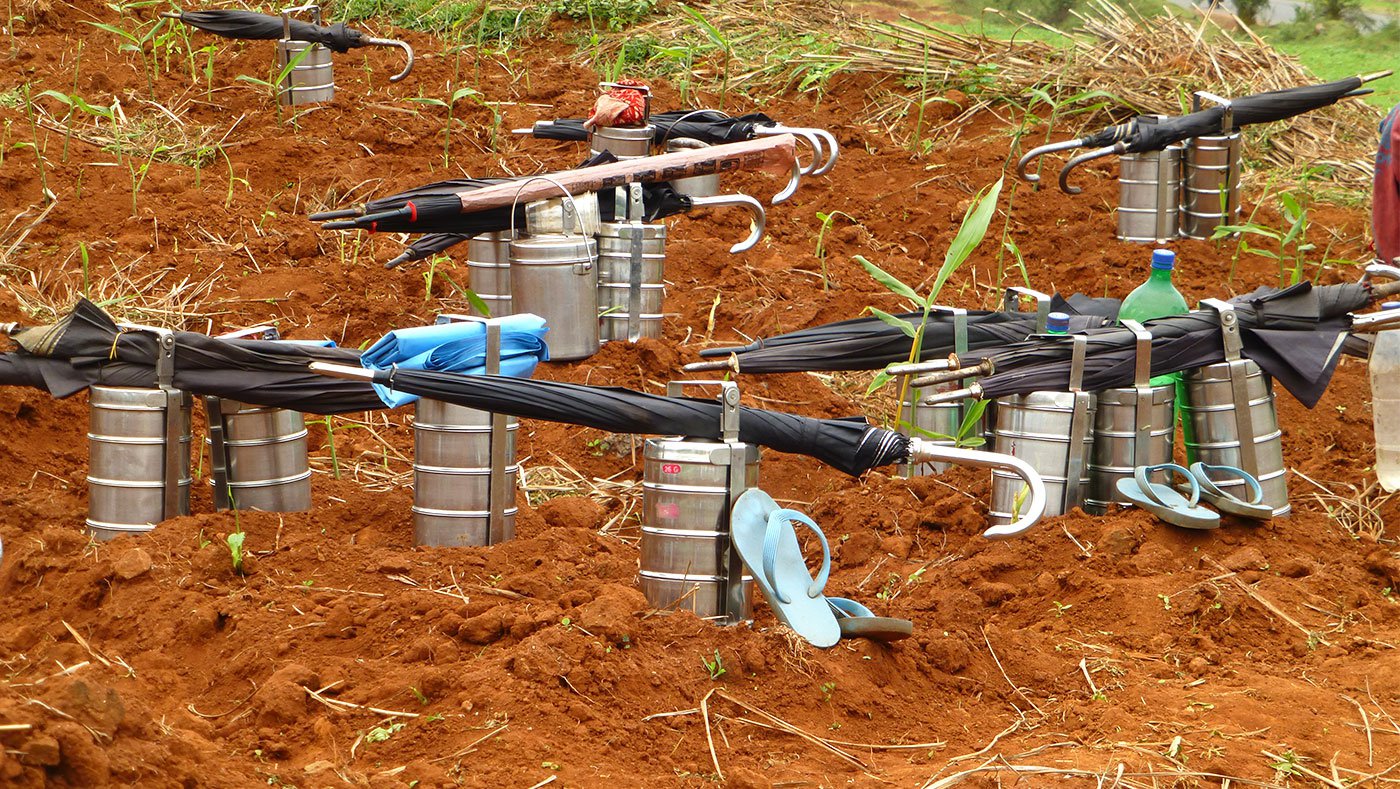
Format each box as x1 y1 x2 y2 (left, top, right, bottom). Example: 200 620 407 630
455 134 798 215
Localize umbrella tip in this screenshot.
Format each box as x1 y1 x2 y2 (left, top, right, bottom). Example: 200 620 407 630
384 253 411 269
159 10 181 18
1360 70 1394 83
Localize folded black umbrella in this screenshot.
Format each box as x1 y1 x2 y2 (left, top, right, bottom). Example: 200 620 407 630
525 110 778 146
518 109 839 176
919 282 1372 407
305 360 1051 536
1015 72 1390 193
11 300 382 414
375 182 700 268
312 364 905 475
687 294 1117 374
162 9 413 80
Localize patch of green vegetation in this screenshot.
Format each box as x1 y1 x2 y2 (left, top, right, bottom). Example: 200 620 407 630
551 0 660 31
326 0 549 42
1263 20 1400 109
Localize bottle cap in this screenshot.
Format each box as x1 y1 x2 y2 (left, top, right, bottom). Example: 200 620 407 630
1151 249 1176 271
1045 312 1071 334
1384 302 1400 310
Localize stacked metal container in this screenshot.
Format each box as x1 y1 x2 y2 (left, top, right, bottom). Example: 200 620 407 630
896 306 979 476
1180 92 1242 240
639 381 754 623
508 188 601 361
1116 142 1183 244
204 326 313 513
1182 300 1290 515
988 316 1096 524
465 231 515 318
1084 320 1175 513
597 184 667 343
411 315 518 546
85 327 191 540
275 4 336 106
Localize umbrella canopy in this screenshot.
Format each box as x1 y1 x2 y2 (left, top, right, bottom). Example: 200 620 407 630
368 182 695 266
1015 73 1390 193
162 9 413 80
11 300 383 414
0 352 84 394
919 282 1372 407
688 294 1117 374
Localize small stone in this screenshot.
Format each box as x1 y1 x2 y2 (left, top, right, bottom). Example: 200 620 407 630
304 760 336 775
20 735 61 766
113 548 153 580
1222 547 1268 573
1102 529 1142 558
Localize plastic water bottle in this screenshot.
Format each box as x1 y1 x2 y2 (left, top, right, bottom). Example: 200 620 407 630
1371 301 1400 491
1119 251 1190 383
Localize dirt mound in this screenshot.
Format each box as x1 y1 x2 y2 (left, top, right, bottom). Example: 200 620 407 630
0 3 1396 787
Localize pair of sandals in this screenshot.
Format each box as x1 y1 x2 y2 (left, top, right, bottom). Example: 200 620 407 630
730 488 913 648
1116 462 1274 529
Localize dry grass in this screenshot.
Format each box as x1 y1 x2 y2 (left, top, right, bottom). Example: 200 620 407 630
1 252 223 331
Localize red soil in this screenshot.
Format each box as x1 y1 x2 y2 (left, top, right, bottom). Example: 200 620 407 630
1 2 1397 787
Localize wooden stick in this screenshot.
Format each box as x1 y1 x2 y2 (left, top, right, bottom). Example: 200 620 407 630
453 135 798 215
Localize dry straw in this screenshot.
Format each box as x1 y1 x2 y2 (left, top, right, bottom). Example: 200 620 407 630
816 0 1384 187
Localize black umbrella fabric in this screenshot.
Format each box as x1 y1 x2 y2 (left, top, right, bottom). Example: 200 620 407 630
922 283 1371 407
519 109 838 175
12 300 383 414
162 9 414 80
373 182 697 268
310 365 906 476
689 294 1118 374
1015 73 1390 193
0 353 85 394
525 110 779 146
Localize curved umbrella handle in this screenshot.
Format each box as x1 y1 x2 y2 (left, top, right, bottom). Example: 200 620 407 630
688 193 767 253
1058 143 1124 195
755 126 823 177
906 439 1047 539
1362 262 1400 285
772 126 840 175
1015 138 1086 184
360 36 414 82
772 159 802 204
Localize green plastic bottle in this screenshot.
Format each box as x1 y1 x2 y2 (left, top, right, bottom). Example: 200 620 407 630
1119 249 1189 387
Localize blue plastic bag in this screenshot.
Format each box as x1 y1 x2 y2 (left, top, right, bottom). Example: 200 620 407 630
360 315 549 408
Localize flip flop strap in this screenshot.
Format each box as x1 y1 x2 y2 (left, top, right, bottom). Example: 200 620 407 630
1136 463 1198 507
1191 462 1264 505
762 508 832 605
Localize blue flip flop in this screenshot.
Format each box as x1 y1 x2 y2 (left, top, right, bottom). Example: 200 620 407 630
827 597 914 642
1181 462 1273 521
730 488 840 648
1115 463 1221 530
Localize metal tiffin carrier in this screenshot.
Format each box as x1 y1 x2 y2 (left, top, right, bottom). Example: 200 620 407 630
1182 299 1290 516
411 314 518 547
639 380 756 624
1084 320 1175 513
86 325 191 540
203 325 313 513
